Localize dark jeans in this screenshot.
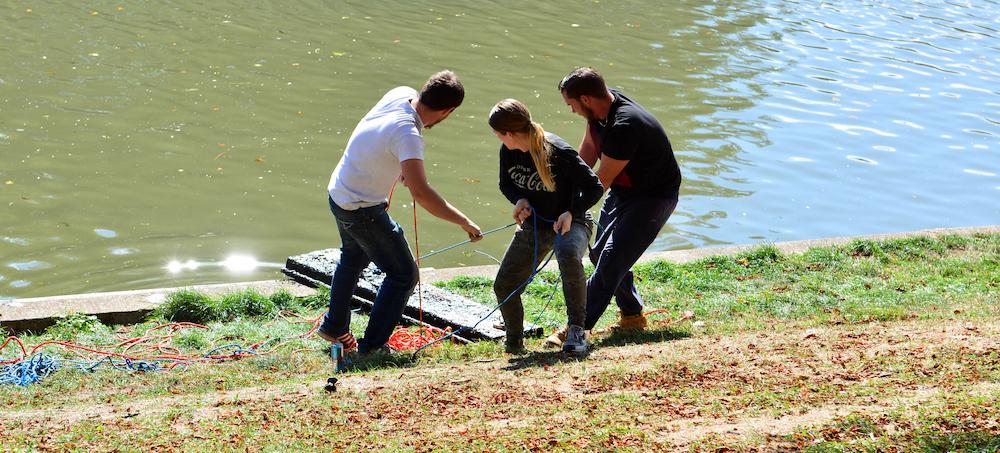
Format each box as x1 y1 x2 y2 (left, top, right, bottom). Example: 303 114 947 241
585 193 678 330
493 215 592 346
319 197 418 353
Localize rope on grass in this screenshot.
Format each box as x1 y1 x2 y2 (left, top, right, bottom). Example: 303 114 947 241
411 212 561 358
0 353 59 386
386 325 451 351
0 311 329 386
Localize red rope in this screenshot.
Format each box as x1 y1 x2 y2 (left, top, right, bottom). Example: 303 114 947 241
413 201 423 325
0 313 329 368
384 197 451 351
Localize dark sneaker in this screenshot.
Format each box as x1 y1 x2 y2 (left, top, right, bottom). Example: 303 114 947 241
504 340 526 355
562 325 590 354
358 344 396 357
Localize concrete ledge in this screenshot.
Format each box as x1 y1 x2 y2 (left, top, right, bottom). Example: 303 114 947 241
3 225 997 334
0 280 315 334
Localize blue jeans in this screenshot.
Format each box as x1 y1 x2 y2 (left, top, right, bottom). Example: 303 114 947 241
319 197 418 353
585 193 678 330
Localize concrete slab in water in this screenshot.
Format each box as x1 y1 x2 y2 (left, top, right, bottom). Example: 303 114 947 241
283 249 542 342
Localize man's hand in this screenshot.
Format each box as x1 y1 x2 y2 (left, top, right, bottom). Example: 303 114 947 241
462 221 484 242
512 198 532 225
553 211 573 235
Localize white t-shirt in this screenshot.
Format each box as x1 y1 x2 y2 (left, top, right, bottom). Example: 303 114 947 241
328 86 424 210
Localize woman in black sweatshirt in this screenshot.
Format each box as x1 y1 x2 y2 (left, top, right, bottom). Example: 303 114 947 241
489 99 604 354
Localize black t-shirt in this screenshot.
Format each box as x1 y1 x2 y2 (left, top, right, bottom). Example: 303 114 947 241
498 132 604 222
590 89 681 198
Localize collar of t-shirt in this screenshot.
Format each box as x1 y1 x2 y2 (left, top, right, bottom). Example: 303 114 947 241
405 95 424 131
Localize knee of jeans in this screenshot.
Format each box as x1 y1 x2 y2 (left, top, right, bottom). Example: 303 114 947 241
555 245 585 264
493 278 518 300
386 263 419 289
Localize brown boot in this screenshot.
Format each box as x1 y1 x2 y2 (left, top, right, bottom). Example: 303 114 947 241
604 312 647 334
544 325 569 348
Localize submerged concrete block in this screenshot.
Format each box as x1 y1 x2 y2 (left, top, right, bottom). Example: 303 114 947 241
283 249 542 342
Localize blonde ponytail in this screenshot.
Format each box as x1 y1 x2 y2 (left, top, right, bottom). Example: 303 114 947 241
527 122 556 192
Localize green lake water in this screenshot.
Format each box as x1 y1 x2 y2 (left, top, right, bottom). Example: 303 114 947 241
2 1 998 299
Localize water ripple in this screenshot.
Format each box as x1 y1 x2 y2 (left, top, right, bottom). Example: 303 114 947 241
8 260 52 271
829 123 898 137
2 237 29 246
94 228 118 238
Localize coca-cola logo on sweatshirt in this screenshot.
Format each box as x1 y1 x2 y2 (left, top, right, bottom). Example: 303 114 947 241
507 165 551 192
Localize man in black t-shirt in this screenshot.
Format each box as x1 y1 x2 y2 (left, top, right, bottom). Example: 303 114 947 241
557 67 682 335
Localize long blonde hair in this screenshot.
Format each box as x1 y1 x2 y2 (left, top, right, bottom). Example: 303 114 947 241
488 99 556 192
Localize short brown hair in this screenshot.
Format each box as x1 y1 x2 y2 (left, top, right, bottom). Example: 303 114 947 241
558 67 609 99
419 70 464 111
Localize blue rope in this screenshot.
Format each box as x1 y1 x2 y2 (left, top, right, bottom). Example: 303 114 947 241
1 353 60 386
1 339 274 386
74 356 164 373
411 209 563 358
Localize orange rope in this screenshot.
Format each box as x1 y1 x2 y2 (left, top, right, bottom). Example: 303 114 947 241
384 196 450 351
413 201 423 325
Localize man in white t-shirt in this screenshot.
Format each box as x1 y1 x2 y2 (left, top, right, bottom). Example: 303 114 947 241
318 70 483 355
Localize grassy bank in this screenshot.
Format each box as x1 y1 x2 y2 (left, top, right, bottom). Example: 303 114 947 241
2 233 998 451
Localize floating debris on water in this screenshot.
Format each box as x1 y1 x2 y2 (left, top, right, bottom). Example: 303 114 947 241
846 155 878 165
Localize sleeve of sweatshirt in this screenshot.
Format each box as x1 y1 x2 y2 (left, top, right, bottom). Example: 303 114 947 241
565 149 604 219
497 146 521 205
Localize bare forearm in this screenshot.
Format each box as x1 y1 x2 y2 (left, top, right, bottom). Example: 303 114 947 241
579 140 599 168
411 187 472 226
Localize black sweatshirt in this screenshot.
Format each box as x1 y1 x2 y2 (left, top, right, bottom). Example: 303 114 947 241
498 132 604 223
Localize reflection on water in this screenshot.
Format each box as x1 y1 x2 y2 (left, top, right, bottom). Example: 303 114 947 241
1 0 997 299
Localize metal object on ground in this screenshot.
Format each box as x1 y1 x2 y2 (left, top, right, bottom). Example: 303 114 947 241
283 248 542 342
330 343 345 373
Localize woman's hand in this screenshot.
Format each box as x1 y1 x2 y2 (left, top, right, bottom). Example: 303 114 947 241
513 198 532 225
553 211 573 235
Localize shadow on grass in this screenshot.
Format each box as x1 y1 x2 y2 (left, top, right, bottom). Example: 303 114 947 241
502 349 592 371
335 350 417 373
592 326 691 348
501 326 691 371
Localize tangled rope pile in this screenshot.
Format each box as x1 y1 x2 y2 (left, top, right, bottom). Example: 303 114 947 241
0 313 325 387
386 325 451 351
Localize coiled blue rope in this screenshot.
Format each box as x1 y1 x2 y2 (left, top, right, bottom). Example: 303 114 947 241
1 353 60 386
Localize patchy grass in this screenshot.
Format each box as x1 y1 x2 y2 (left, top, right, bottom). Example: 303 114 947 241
2 232 999 451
